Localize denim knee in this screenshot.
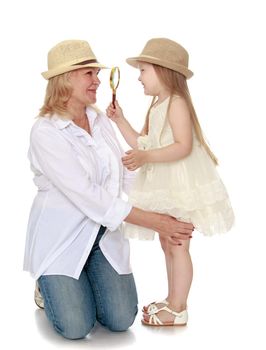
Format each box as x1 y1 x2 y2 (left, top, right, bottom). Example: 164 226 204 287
38 273 97 340
52 314 95 340
107 306 138 332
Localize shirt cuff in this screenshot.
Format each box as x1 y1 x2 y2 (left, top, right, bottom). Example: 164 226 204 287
101 197 132 232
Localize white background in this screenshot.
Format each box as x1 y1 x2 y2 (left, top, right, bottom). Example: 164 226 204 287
1 0 265 348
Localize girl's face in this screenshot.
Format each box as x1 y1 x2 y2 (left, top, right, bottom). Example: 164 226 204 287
69 67 101 106
138 62 163 96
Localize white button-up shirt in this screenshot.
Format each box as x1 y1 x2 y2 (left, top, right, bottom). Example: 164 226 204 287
23 106 134 280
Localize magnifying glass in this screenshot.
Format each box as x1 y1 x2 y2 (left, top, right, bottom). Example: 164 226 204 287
110 66 120 108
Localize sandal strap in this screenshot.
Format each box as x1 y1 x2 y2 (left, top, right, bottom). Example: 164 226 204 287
146 299 169 314
164 306 179 316
149 305 169 315
150 305 186 317
162 306 186 317
148 313 163 325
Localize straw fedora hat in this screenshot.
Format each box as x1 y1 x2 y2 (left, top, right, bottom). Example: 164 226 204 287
42 40 107 80
126 38 193 79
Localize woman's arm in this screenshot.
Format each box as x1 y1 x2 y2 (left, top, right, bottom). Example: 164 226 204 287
124 207 193 244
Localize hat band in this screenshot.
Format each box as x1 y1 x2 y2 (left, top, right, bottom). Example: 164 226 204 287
72 59 98 66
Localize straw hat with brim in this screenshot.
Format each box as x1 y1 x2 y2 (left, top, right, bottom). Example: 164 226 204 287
42 40 107 80
126 38 193 79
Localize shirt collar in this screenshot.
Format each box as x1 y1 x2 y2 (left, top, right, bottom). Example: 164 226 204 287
50 115 72 130
50 105 100 130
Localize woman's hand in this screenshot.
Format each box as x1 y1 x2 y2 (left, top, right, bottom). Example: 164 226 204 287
106 100 125 124
158 232 183 246
122 149 149 170
125 208 194 243
155 214 193 245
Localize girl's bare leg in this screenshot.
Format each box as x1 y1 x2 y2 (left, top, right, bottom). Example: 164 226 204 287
143 239 193 323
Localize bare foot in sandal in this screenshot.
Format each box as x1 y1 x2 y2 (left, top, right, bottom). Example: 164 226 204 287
142 299 169 314
142 304 188 326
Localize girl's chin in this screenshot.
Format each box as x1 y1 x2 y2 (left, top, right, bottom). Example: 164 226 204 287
144 91 152 96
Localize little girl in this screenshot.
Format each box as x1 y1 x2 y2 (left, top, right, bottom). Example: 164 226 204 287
107 38 234 327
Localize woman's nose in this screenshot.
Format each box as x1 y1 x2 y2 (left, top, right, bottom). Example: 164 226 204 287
94 74 100 84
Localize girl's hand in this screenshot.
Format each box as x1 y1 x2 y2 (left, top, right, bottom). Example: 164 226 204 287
106 100 125 124
122 149 149 171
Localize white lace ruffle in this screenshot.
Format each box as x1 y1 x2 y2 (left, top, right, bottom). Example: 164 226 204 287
129 178 229 212
127 183 234 236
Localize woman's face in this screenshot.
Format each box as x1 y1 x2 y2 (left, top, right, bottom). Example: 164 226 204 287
138 62 162 96
69 67 101 106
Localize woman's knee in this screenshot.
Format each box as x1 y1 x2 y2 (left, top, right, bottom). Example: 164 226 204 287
106 306 138 332
57 326 93 340
38 273 97 339
51 314 95 339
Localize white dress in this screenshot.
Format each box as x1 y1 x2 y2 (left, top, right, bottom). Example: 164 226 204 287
124 96 235 240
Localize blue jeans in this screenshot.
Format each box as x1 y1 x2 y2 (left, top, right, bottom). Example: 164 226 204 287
38 226 138 339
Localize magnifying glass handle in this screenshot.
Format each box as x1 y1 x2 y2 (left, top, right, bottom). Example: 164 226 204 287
112 92 116 108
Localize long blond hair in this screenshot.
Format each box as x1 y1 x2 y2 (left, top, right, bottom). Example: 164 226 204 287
142 65 218 165
39 72 73 117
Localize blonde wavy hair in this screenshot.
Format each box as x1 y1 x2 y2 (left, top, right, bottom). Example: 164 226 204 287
39 72 73 117
142 65 218 165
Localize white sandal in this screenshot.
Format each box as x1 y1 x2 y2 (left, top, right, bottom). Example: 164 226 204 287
142 299 169 314
142 305 188 327
34 282 44 309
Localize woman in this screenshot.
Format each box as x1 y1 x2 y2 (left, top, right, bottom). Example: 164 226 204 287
23 40 193 340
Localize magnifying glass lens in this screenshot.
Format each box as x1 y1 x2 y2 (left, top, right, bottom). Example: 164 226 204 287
110 67 120 107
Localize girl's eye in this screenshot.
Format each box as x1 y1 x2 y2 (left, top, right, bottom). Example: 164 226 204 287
86 71 93 75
